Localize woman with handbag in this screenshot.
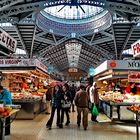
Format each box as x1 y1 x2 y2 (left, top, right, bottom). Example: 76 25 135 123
59 83 72 128
89 82 99 122
46 85 63 130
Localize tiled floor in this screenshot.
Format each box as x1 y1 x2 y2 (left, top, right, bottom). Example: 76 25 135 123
5 112 136 140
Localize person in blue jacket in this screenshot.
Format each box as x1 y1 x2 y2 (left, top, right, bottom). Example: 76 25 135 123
0 85 12 105
0 85 12 136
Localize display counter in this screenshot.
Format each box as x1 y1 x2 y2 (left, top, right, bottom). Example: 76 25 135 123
0 109 19 140
13 99 42 119
100 99 136 120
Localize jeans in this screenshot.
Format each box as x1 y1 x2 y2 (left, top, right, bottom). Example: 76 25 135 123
60 108 70 124
47 106 61 127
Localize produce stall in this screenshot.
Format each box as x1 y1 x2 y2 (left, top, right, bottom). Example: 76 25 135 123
94 60 140 120
0 59 51 119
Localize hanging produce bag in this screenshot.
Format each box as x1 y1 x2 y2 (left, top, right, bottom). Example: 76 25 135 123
92 104 99 116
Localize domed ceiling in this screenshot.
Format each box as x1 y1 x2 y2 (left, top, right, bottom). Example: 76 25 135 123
36 5 112 36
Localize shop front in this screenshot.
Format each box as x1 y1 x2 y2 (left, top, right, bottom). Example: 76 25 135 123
0 59 51 119
94 60 140 120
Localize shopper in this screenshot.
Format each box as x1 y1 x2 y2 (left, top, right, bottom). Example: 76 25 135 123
0 85 12 135
74 85 89 130
86 81 92 109
46 85 63 130
89 82 99 122
59 83 71 128
70 84 76 112
45 86 53 114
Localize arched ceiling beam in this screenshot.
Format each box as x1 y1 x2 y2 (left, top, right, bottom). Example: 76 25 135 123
14 24 29 58
90 34 95 44
91 37 113 45
0 17 19 23
36 31 48 37
1 0 140 19
111 24 118 59
36 36 70 57
119 24 135 59
126 0 140 6
52 33 57 44
100 31 113 38
30 25 37 58
35 36 55 45
0 0 23 12
77 36 113 59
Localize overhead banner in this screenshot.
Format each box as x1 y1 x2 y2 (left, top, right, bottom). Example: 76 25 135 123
0 28 17 52
131 39 140 58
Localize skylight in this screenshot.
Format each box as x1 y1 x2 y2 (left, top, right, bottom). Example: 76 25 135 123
65 40 82 68
44 5 104 19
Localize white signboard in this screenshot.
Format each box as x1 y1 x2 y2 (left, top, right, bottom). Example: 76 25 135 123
0 59 35 66
95 60 140 76
107 60 140 70
131 39 140 58
0 28 17 52
0 59 48 73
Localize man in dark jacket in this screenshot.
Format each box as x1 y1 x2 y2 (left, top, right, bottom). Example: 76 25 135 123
70 84 76 112
74 85 89 130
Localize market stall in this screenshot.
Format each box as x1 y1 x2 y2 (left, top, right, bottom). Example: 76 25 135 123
94 60 140 120
0 59 51 119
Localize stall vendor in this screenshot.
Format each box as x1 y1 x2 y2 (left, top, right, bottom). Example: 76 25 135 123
0 85 12 136
125 82 137 95
21 78 28 90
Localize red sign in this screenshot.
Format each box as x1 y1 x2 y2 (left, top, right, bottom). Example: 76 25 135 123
131 40 140 58
109 60 117 69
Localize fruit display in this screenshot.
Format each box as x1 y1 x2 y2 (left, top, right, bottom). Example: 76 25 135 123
0 107 12 117
128 104 140 113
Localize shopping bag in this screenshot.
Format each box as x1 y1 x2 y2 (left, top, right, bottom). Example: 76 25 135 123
92 104 99 116
61 101 71 108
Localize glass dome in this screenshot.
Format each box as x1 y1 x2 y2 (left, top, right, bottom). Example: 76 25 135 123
44 5 104 20
36 5 112 36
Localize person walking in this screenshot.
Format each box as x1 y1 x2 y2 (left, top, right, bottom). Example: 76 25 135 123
46 85 63 130
59 83 72 128
45 86 53 114
74 85 89 130
70 84 76 112
89 82 99 122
